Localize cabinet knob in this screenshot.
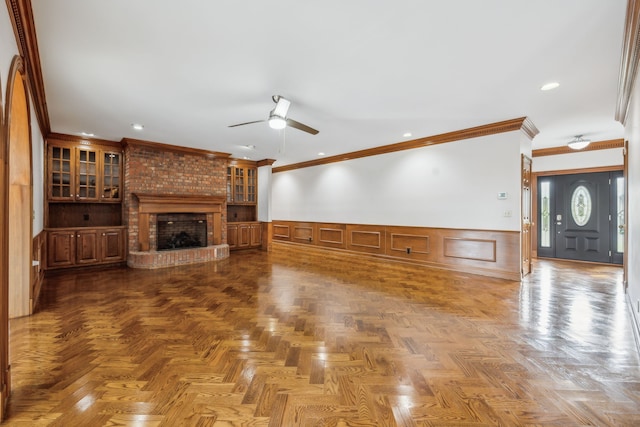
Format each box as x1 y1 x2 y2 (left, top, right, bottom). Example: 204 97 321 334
70 234 74 237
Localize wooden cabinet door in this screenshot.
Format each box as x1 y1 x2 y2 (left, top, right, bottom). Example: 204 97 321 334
227 165 257 206
100 229 125 262
76 148 99 201
234 167 246 203
238 224 251 248
226 167 233 203
250 223 262 247
47 230 76 268
227 223 238 249
246 168 257 203
101 151 121 201
48 145 75 201
76 229 99 264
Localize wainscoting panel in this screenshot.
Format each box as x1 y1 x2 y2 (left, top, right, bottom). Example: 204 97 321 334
317 223 346 249
443 237 497 262
293 224 314 244
273 220 520 280
31 230 46 312
347 225 385 255
273 224 290 239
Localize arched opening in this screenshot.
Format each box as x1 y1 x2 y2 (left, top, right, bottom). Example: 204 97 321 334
7 58 32 320
0 62 6 421
0 55 32 420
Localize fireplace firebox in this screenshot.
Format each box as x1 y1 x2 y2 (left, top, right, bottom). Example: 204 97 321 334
157 213 207 251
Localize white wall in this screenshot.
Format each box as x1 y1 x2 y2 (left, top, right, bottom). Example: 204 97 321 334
533 148 623 172
624 66 640 341
30 103 44 235
273 131 524 231
257 165 272 222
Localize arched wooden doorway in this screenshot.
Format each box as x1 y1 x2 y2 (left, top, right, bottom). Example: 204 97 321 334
7 58 32 320
0 59 6 421
0 56 32 418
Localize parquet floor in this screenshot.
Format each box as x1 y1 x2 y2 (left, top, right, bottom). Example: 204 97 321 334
5 243 640 426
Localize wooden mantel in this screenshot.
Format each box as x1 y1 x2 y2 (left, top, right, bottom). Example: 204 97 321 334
134 193 225 251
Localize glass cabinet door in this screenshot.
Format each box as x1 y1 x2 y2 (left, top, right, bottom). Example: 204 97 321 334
247 168 256 203
234 167 245 202
102 152 121 200
77 148 98 200
227 167 233 203
50 146 73 199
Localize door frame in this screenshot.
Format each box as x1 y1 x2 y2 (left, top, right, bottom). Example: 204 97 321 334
532 165 624 261
623 140 629 290
521 154 532 276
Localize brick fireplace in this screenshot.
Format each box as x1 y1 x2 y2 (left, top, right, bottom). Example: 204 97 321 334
123 139 230 268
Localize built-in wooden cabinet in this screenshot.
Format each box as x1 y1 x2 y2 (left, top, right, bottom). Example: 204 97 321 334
227 160 260 250
227 164 256 205
48 139 121 202
227 222 262 250
46 226 126 269
46 134 126 270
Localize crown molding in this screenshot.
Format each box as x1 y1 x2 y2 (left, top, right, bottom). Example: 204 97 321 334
6 0 50 135
520 117 540 140
256 159 276 167
122 137 231 159
532 139 625 157
47 132 121 148
616 0 640 124
273 117 536 173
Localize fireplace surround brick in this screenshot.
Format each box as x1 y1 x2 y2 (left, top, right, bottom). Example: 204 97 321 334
123 138 230 268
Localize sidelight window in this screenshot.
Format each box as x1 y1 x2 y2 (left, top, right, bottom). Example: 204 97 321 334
540 181 551 247
616 177 625 253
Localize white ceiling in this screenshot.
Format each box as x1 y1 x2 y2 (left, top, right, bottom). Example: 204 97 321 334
30 0 627 166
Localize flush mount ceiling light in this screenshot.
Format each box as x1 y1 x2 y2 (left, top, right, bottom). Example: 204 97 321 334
403 132 412 138
541 82 560 91
132 123 144 131
568 135 591 150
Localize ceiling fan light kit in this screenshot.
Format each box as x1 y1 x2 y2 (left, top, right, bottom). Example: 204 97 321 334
268 114 287 130
567 135 591 150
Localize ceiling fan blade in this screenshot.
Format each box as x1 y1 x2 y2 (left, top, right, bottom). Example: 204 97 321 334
286 118 319 135
228 120 265 128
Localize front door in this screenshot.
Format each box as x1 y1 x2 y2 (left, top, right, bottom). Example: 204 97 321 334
537 171 623 264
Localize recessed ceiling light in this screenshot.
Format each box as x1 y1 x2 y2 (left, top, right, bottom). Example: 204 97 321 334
318 152 325 156
81 132 95 137
403 132 412 138
540 82 560 91
132 123 144 131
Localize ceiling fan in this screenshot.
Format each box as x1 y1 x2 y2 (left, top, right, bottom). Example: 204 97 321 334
229 95 319 135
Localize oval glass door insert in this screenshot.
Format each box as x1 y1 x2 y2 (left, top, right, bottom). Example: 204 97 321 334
571 185 592 226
